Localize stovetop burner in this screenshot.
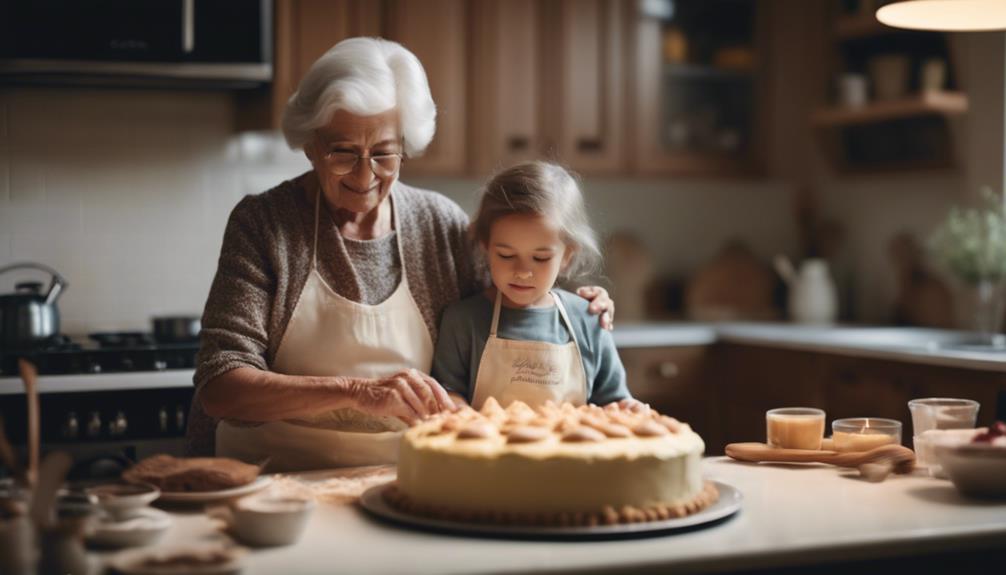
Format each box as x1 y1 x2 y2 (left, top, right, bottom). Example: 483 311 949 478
0 332 199 377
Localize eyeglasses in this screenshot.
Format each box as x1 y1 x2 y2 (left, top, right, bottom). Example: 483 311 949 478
320 149 403 177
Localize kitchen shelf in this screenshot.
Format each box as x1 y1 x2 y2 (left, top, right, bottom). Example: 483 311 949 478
810 91 968 127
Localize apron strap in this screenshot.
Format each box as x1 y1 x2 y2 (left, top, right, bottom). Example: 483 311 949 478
550 290 582 350
489 290 504 337
312 187 321 271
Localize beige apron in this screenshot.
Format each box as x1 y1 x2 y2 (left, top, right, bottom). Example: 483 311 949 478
471 291 588 410
216 188 434 471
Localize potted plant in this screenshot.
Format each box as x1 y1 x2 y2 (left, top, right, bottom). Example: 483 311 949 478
929 188 1006 346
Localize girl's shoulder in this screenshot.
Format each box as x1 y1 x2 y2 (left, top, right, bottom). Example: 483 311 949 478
553 288 592 318
440 292 494 326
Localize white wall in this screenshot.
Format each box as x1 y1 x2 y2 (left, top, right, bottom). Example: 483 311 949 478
0 88 797 335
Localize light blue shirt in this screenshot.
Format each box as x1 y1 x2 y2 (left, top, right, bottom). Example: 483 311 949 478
432 289 631 405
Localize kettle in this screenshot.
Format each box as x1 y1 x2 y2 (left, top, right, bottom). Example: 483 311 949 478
774 256 837 324
0 262 68 350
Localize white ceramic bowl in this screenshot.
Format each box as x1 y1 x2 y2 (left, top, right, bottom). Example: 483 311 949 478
86 482 161 519
209 495 315 547
934 442 1006 499
87 507 172 548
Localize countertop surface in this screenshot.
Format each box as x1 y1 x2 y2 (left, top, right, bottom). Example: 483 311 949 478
94 458 1006 575
613 322 1006 371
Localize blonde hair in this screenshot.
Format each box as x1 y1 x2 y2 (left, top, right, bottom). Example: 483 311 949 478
281 37 436 158
472 161 601 281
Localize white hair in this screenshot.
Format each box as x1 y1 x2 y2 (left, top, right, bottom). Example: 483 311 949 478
281 37 436 157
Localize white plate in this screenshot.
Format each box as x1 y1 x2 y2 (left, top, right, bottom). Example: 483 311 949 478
106 544 246 575
157 477 271 503
88 507 172 548
359 480 742 538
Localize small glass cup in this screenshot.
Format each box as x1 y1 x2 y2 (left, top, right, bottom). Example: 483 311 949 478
766 407 826 450
832 418 902 452
908 398 980 435
909 398 980 468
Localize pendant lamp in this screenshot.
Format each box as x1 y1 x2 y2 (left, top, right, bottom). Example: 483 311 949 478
876 0 1006 32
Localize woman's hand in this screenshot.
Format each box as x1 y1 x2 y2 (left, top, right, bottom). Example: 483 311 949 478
576 286 615 330
347 369 457 425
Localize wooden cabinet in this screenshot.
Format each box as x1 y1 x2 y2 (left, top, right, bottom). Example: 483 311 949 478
235 0 380 132
627 0 769 176
470 0 624 177
619 346 715 449
469 0 544 175
715 344 829 450
387 0 469 176
811 0 967 174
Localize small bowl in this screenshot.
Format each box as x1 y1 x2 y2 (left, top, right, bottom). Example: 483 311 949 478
934 442 1006 499
208 495 314 547
86 482 160 519
87 507 172 548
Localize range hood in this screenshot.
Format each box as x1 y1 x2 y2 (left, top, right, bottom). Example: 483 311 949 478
0 0 273 90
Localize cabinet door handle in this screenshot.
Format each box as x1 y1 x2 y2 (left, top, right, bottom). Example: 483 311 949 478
507 136 530 151
657 362 679 379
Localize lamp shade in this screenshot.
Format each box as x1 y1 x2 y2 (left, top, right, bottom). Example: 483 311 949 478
877 0 1006 32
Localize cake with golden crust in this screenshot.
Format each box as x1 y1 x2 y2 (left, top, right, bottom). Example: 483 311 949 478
388 399 715 526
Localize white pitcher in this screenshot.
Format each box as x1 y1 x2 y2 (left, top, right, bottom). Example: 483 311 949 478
774 256 838 324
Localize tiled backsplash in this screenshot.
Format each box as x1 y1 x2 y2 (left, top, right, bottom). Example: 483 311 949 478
0 88 799 334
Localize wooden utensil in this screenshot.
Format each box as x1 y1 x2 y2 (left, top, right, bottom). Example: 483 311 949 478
0 415 27 486
17 359 40 487
725 442 916 474
29 451 73 528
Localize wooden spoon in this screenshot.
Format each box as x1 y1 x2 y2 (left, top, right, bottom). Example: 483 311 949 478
17 359 40 487
725 442 916 474
29 451 73 528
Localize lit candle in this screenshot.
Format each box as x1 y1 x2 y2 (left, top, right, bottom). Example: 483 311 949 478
832 418 902 452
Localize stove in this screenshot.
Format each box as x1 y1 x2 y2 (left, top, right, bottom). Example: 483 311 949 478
0 333 199 479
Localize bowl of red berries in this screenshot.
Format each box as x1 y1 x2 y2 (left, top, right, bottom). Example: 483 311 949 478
934 421 1006 499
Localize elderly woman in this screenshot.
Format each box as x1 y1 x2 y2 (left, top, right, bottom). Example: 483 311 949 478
188 37 613 472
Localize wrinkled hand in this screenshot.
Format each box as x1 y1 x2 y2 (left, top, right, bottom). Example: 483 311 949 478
577 286 614 330
348 369 457 425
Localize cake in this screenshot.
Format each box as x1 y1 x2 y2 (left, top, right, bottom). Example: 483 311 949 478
388 399 716 526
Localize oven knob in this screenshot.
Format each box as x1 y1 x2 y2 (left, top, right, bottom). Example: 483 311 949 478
158 407 169 433
62 412 80 439
175 406 186 430
109 411 128 436
86 361 102 374
154 360 168 371
86 412 102 438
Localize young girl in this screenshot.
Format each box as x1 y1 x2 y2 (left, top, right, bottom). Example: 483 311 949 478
432 161 635 409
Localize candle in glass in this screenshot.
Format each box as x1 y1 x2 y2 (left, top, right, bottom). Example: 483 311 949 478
766 408 825 450
832 418 902 452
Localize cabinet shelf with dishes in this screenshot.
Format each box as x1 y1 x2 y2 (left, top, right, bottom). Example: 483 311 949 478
814 0 965 174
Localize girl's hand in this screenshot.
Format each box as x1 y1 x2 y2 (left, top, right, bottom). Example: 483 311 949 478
348 369 457 425
617 398 649 413
576 286 615 330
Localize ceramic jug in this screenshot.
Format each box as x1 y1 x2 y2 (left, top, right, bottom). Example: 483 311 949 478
774 256 838 324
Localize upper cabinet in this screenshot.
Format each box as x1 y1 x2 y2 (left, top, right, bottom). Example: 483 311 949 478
627 0 768 176
386 0 469 177
236 0 775 178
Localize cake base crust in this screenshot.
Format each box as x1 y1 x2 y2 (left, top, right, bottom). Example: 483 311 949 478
382 480 719 527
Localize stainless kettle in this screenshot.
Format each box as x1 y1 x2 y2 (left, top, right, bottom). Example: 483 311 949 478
0 262 68 350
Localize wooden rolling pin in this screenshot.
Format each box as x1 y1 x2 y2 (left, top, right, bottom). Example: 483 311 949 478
725 442 916 475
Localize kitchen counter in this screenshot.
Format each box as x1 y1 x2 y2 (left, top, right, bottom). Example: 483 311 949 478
614 323 1006 372
99 459 1006 574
